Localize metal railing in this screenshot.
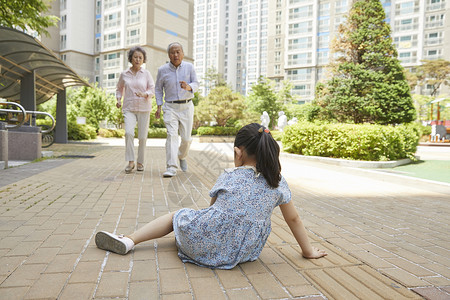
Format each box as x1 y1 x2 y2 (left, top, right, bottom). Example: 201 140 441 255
0 102 56 169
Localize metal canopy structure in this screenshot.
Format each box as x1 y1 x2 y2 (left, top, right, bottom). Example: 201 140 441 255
0 26 90 105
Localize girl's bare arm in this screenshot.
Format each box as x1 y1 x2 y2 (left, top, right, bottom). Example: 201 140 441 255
279 201 327 259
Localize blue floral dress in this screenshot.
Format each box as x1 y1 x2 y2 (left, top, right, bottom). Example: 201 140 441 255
172 166 291 269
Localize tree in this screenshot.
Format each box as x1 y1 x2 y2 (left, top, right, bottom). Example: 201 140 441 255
246 76 284 129
203 66 227 93
196 86 245 127
416 59 450 98
0 0 58 36
65 84 119 130
316 0 416 124
276 80 295 105
412 94 432 121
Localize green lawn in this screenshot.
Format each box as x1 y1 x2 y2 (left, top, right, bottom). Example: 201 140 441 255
390 160 450 184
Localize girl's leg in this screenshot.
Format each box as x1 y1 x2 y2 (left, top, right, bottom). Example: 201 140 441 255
128 211 176 245
95 212 177 255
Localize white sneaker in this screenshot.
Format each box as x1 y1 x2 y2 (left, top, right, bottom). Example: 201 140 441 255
179 159 188 172
163 167 177 177
95 231 134 255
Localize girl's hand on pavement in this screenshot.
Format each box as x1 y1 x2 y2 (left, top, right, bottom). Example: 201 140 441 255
302 246 328 259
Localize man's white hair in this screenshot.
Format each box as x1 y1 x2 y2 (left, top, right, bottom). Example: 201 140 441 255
167 42 184 54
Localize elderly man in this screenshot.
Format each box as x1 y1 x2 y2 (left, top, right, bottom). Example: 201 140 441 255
155 42 199 177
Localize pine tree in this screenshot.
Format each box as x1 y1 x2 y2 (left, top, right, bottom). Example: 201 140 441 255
316 0 416 124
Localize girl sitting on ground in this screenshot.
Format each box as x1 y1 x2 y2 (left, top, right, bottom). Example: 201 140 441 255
95 123 327 269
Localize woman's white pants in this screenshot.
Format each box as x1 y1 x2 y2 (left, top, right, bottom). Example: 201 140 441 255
123 111 150 164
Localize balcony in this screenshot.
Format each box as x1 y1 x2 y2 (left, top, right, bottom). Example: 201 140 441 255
425 21 444 28
425 38 443 46
427 3 446 11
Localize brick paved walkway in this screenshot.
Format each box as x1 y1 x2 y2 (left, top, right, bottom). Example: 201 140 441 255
0 140 449 299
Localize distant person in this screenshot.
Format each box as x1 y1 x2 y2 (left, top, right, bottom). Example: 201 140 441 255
116 46 155 173
154 42 199 177
277 111 288 132
260 111 270 128
95 123 327 269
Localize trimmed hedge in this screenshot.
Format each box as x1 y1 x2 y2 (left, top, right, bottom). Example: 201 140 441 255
67 121 97 140
148 128 167 138
282 122 421 161
196 126 240 136
98 128 125 138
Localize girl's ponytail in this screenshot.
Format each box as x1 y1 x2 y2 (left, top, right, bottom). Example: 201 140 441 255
234 123 281 188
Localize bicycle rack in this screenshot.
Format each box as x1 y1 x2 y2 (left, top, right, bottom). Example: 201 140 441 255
0 102 56 168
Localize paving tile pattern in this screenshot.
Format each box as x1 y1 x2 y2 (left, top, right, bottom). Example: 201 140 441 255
0 143 449 299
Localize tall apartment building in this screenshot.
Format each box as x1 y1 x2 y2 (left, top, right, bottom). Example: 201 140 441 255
194 0 268 96
42 0 195 94
195 0 450 101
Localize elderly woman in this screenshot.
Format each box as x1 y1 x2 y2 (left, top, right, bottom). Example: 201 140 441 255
116 46 155 173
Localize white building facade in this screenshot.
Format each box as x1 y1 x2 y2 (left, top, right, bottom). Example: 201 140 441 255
42 0 195 94
194 0 450 101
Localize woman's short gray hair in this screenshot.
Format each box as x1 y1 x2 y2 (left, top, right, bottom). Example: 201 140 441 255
128 46 147 63
167 42 184 54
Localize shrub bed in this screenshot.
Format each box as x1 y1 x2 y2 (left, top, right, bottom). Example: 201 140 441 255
282 122 421 161
147 128 167 138
196 126 240 136
98 128 125 138
68 121 97 140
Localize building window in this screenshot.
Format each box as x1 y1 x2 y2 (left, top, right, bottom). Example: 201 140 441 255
395 18 419 31
394 35 418 48
60 15 67 30
317 51 329 64
287 68 312 81
276 24 281 35
274 65 281 75
103 52 121 68
292 84 311 96
398 51 417 64
288 53 312 65
275 38 281 48
288 37 312 50
104 72 120 87
276 11 282 22
318 35 329 48
104 12 121 29
95 57 100 71
395 1 419 15
96 0 101 14
289 21 312 34
319 3 330 16
318 18 330 32
427 0 446 11
60 54 66 61
60 0 67 10
335 0 348 14
95 38 100 52
104 0 121 10
275 51 281 62
60 34 67 49
426 49 442 59
127 7 141 25
103 32 121 48
426 14 445 28
289 5 313 20
127 28 140 45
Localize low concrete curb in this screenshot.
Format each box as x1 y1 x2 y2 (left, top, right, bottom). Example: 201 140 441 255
281 152 413 169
